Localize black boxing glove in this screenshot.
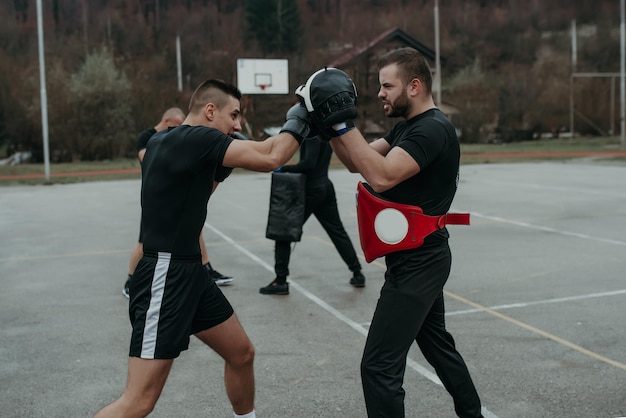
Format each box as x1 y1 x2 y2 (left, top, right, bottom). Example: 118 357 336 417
295 67 357 136
279 103 310 144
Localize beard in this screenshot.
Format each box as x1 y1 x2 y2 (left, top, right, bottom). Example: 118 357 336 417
386 93 410 118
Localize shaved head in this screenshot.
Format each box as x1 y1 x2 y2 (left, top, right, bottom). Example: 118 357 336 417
161 107 185 121
188 79 242 115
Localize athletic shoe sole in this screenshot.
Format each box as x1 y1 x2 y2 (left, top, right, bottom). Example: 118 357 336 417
259 289 289 295
350 277 366 288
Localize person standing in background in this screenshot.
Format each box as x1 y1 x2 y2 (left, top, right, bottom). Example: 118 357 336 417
260 136 365 295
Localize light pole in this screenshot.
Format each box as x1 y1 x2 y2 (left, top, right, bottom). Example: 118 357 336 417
36 0 50 182
619 0 626 147
434 0 441 105
176 34 183 92
570 20 576 139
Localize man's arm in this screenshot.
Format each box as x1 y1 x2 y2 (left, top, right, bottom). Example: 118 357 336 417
136 128 157 164
332 129 420 193
223 104 308 172
329 135 357 172
330 135 390 172
222 133 301 172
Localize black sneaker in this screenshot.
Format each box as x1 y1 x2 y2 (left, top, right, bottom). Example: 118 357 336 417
259 280 289 295
205 264 234 286
350 271 366 288
122 275 131 299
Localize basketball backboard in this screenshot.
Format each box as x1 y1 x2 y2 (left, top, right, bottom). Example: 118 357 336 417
237 58 289 94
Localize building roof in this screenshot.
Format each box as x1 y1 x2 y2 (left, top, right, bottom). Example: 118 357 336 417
327 27 440 68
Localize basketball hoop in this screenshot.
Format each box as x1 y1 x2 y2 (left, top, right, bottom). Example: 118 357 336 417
237 59 289 95
254 75 271 92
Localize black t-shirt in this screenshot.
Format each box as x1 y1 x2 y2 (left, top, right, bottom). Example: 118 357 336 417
141 127 233 183
280 137 331 183
140 125 234 256
382 108 460 243
137 128 157 153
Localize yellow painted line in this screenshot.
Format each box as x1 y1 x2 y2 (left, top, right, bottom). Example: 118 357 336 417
444 291 626 372
311 234 626 372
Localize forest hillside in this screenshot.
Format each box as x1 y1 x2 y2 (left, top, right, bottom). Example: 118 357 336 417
0 0 621 161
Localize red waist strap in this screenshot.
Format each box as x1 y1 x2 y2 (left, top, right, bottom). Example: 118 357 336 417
440 213 471 227
356 182 470 263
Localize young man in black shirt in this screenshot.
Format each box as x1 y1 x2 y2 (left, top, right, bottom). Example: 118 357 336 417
327 48 484 417
95 79 309 418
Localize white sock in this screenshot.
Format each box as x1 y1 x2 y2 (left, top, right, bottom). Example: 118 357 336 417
234 410 256 418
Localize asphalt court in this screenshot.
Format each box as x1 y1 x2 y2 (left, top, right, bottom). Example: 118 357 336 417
1 161 625 417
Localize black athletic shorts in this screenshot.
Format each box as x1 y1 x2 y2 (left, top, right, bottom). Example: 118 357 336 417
128 251 234 359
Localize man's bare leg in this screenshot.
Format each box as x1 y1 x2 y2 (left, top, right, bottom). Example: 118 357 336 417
195 314 255 415
94 357 173 418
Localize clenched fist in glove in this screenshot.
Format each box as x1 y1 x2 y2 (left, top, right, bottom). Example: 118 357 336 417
279 103 311 145
295 67 357 138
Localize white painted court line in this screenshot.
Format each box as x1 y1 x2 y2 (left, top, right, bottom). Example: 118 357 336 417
205 222 500 418
308 232 626 373
468 179 626 199
462 211 626 247
447 289 626 316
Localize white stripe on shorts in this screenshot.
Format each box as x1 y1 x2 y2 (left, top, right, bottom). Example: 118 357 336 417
140 252 171 359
